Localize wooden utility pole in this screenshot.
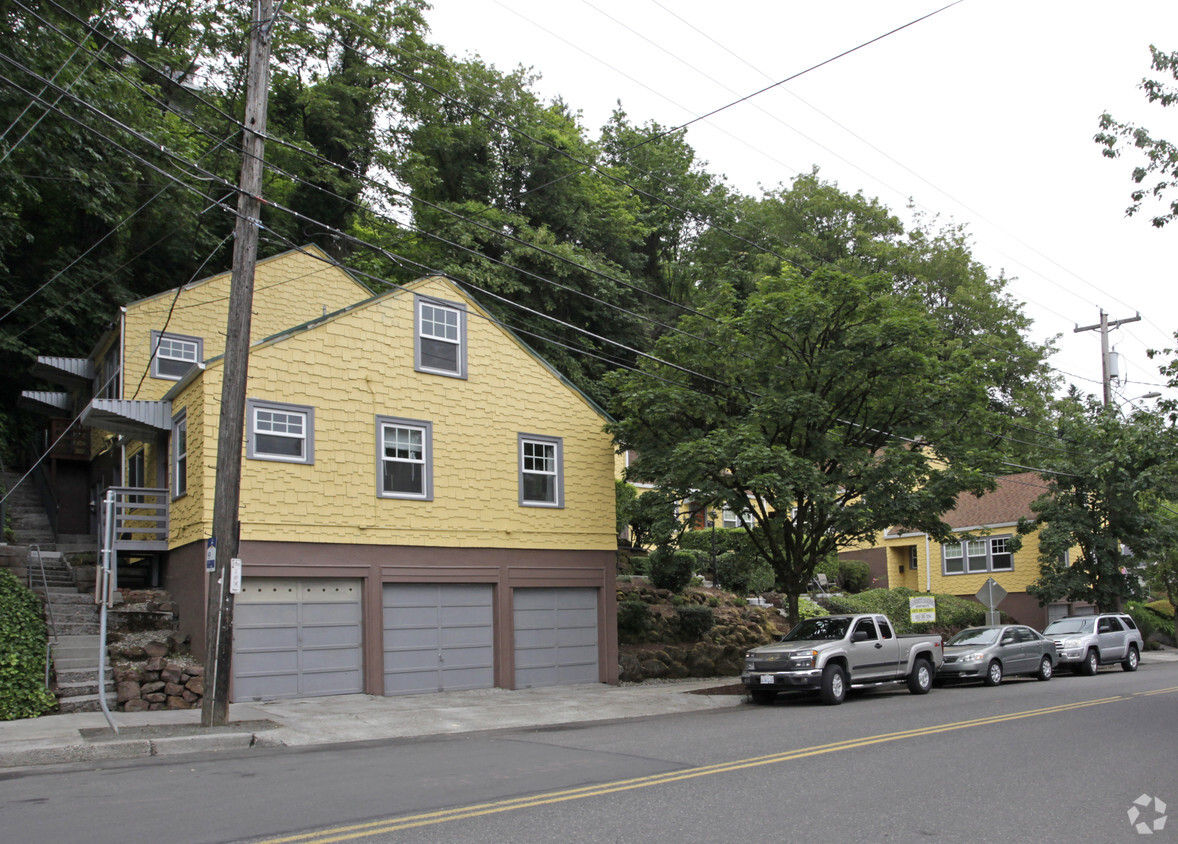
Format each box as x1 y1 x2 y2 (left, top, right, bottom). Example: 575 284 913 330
202 0 275 727
1074 309 1141 407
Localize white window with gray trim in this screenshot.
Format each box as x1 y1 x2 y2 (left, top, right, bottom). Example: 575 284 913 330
247 399 314 464
415 296 466 378
151 331 202 380
519 434 563 508
942 536 1013 575
377 416 432 499
171 409 187 499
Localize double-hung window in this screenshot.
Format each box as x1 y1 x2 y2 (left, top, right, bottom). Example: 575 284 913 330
377 416 432 499
171 410 187 498
151 331 202 380
519 434 563 508
942 536 1014 575
721 506 742 529
415 296 466 378
246 399 314 464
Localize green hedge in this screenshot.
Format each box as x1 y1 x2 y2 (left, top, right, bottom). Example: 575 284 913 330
1127 601 1175 644
0 570 56 720
822 587 986 635
648 547 698 593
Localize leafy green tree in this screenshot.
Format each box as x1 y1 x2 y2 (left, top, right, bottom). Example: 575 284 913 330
608 265 1019 623
1024 392 1178 611
1096 45 1178 227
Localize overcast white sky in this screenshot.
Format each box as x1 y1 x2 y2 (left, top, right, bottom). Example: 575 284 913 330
426 0 1178 408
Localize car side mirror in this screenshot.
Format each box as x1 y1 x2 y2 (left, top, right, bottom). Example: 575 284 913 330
852 629 870 643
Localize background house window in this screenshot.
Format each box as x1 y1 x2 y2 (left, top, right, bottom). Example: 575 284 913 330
942 535 1014 575
909 546 918 570
171 411 187 498
246 399 314 464
519 434 563 507
415 296 466 377
377 416 432 499
151 331 202 380
721 506 740 529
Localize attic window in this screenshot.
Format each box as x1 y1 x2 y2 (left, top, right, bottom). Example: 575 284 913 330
151 331 202 380
415 295 466 378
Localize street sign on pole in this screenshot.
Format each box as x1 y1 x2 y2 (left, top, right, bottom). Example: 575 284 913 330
976 577 1007 610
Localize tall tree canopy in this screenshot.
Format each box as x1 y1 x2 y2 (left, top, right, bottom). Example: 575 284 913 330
1096 44 1178 227
606 260 1032 622
1024 391 1178 611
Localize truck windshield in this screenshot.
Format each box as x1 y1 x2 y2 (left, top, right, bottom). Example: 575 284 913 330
1044 618 1094 635
782 617 851 641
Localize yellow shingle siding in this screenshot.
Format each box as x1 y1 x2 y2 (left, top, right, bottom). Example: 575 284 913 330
876 527 1043 595
121 247 367 402
184 277 616 551
167 376 209 549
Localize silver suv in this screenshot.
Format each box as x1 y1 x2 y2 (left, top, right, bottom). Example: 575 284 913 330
1042 613 1144 675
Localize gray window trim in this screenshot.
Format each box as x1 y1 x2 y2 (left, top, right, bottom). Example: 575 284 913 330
246 398 314 464
150 330 203 381
414 294 467 379
941 534 1014 575
518 433 563 508
377 415 433 500
171 409 187 500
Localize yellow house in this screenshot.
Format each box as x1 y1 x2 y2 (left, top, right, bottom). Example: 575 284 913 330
841 472 1089 628
21 247 619 700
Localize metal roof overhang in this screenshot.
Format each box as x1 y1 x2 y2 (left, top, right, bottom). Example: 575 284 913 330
31 356 94 386
82 399 172 437
18 390 72 415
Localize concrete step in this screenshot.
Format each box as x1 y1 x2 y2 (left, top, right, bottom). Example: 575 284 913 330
39 591 93 605
58 693 118 714
55 678 115 698
54 657 104 672
32 586 84 596
56 666 112 685
53 622 101 636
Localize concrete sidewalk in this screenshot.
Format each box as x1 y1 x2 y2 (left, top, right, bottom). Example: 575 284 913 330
4 647 1176 771
0 678 746 770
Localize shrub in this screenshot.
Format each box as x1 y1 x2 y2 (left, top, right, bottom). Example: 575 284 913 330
798 595 828 620
838 560 872 594
715 550 775 596
0 570 56 720
648 547 697 593
1129 601 1175 643
677 606 715 640
824 587 985 634
617 600 650 644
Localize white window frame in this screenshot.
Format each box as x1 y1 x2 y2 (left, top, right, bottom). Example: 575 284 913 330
171 409 187 499
942 535 1014 575
519 433 563 508
151 331 203 380
246 399 314 464
721 506 741 529
376 415 433 500
414 295 467 378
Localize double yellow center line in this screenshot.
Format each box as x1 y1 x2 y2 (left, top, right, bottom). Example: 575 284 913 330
256 687 1178 843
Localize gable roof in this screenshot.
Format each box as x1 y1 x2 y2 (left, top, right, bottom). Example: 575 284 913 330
944 472 1045 530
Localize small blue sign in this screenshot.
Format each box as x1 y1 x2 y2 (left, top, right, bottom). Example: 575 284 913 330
206 537 217 572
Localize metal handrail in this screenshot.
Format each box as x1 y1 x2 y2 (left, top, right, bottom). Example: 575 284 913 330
27 545 58 688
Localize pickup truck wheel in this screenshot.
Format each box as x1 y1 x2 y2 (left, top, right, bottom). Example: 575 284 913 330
1122 645 1139 672
906 658 933 695
1080 648 1099 676
749 689 776 705
1036 655 1053 681
819 664 847 705
983 659 1003 686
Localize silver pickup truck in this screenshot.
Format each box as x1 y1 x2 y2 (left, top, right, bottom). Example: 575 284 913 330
742 613 943 705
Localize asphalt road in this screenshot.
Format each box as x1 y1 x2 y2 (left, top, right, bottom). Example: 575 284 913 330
4 663 1176 844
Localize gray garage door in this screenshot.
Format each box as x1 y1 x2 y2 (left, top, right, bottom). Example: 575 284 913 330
513 587 599 689
382 583 494 695
233 577 363 702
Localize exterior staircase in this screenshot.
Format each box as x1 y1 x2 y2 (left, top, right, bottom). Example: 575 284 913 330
3 472 115 714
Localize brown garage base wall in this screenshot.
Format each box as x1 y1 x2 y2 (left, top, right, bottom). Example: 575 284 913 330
162 540 619 694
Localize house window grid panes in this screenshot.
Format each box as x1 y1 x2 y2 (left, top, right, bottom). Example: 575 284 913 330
415 296 466 378
722 507 740 529
519 434 563 508
942 535 1015 575
151 332 202 380
246 400 313 464
172 412 187 499
377 416 432 500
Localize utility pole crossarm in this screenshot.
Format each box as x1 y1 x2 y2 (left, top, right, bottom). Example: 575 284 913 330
1074 310 1142 408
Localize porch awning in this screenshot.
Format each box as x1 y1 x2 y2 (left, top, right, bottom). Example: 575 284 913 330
82 399 172 437
32 356 94 386
19 390 71 415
